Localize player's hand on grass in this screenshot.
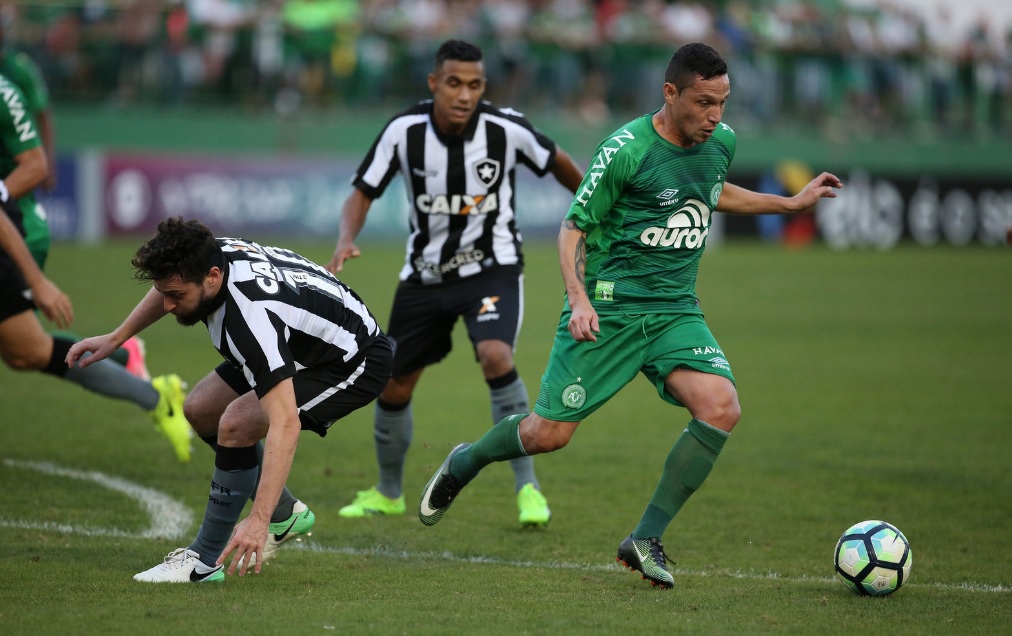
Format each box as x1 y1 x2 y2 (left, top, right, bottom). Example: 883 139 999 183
219 515 269 577
32 276 74 329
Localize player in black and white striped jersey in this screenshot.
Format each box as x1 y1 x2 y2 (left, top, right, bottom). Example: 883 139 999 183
326 39 584 527
67 217 393 582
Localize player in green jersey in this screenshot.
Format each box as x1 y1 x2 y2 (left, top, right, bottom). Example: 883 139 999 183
1 22 150 379
418 43 843 589
0 20 56 267
0 72 193 463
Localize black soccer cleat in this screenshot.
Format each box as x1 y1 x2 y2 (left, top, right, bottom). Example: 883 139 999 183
616 534 675 589
418 443 471 526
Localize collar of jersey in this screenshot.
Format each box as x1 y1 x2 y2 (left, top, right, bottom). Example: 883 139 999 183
429 101 483 144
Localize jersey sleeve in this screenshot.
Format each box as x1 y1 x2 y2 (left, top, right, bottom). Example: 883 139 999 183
0 74 41 157
497 108 556 177
716 122 736 164
351 115 404 200
11 54 49 114
565 138 636 231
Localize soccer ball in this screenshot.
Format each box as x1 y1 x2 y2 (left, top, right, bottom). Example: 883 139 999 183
834 520 912 596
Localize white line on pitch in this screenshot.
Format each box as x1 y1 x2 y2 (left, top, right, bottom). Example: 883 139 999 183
0 458 192 539
288 541 1012 594
1 458 1008 595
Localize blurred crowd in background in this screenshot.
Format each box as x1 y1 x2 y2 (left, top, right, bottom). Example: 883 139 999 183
4 0 1012 139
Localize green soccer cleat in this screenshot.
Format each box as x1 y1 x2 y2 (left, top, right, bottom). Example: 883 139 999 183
517 483 551 528
616 534 675 589
250 500 315 567
149 374 193 463
338 486 406 518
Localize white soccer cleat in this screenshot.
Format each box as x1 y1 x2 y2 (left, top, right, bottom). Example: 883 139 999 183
133 548 224 583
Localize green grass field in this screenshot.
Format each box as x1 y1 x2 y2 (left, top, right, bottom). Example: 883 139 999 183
1 239 1010 635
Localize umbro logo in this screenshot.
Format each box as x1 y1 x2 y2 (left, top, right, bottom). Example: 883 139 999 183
709 356 730 370
412 167 438 178
657 189 680 207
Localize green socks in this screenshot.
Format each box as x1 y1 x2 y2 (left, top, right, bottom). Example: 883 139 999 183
633 418 729 539
450 413 529 483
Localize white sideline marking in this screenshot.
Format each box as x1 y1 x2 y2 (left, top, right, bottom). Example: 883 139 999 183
287 542 1011 595
0 459 1007 595
0 458 193 540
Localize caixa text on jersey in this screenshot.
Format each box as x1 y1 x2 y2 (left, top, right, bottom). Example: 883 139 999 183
415 193 499 215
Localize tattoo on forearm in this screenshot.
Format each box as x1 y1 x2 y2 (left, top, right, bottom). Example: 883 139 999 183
561 219 587 286
573 237 586 285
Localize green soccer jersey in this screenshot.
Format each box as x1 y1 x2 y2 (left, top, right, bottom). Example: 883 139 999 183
0 55 49 266
0 72 42 217
566 112 736 315
0 52 50 116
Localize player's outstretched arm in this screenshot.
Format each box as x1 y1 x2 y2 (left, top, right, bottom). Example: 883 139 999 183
717 172 843 215
326 188 373 274
66 287 168 369
549 147 585 194
789 172 844 213
558 219 599 342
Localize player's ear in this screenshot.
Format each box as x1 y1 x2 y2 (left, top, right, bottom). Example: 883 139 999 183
663 82 679 102
205 266 222 288
427 72 438 93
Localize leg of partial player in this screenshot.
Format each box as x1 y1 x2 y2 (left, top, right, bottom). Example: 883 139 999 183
488 368 551 527
0 312 192 462
617 370 738 589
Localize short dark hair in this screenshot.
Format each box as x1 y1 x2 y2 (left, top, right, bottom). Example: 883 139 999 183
132 216 223 284
434 39 483 69
664 43 728 92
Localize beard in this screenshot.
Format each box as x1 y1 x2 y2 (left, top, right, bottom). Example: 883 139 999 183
174 293 219 326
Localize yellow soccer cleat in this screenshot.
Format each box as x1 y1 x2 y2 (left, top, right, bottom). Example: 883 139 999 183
339 486 406 518
149 374 193 463
517 483 551 528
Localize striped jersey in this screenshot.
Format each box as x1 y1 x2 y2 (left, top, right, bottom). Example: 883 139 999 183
352 100 558 285
566 112 736 315
204 237 384 398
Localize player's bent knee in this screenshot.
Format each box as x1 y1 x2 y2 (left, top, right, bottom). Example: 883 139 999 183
694 392 741 432
1 349 47 371
182 397 216 435
522 418 576 454
380 376 417 404
216 417 261 447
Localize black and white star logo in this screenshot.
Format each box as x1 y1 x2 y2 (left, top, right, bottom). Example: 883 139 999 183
472 158 501 188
